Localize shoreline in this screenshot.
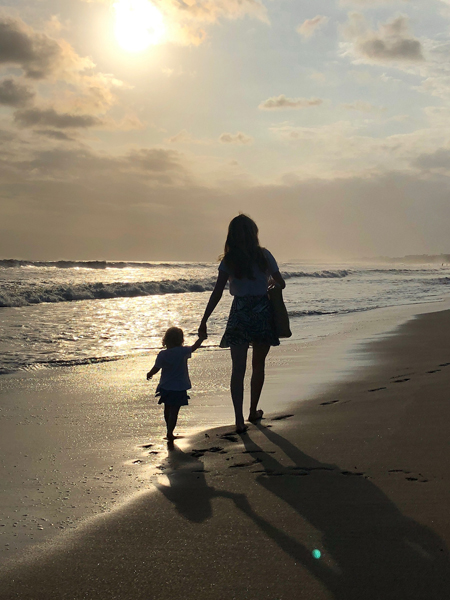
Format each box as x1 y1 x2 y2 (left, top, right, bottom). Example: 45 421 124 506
0 300 450 598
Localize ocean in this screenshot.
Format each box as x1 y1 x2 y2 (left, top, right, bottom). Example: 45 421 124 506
1 259 450 376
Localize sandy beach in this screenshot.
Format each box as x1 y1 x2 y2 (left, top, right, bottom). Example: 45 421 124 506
1 305 450 599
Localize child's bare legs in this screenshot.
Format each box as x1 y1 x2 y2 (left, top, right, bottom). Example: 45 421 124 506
230 343 249 432
164 405 180 440
249 343 270 421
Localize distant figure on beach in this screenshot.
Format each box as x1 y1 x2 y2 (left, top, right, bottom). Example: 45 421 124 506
198 214 285 433
147 327 205 441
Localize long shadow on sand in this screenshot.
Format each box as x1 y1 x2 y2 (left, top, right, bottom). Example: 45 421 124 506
242 425 450 600
1 432 449 600
160 429 450 600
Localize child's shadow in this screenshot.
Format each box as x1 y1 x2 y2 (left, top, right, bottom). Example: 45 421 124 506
156 443 252 524
156 444 216 523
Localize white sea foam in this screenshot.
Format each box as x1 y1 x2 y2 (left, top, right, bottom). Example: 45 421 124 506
0 278 217 307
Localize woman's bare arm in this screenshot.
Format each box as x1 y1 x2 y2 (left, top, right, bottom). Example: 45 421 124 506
198 270 228 338
270 270 286 289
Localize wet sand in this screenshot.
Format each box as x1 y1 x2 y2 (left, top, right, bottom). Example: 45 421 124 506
1 307 450 598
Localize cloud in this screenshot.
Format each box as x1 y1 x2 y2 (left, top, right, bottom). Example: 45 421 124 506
297 15 328 39
125 148 184 174
168 129 196 143
259 95 324 110
57 73 127 115
14 107 103 129
78 0 269 48
342 13 424 63
0 16 93 79
146 0 271 46
341 100 386 112
0 78 34 107
340 0 410 5
219 131 253 144
171 0 269 23
413 148 450 172
35 129 75 141
3 151 450 261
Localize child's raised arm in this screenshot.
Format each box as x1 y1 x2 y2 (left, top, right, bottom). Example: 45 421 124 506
190 336 205 353
146 364 160 380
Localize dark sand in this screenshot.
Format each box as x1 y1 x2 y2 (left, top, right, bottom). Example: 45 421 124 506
1 309 450 599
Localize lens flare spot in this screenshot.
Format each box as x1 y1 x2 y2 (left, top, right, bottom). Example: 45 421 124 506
114 0 165 52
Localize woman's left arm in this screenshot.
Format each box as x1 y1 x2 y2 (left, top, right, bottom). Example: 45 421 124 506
270 270 286 289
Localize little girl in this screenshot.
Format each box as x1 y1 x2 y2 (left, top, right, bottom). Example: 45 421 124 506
147 326 204 441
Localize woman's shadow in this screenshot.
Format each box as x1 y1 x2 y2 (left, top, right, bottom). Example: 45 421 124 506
159 429 450 600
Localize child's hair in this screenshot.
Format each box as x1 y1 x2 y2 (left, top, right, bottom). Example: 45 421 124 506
162 326 184 348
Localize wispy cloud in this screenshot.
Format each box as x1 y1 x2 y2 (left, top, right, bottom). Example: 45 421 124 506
340 0 410 6
297 16 329 39
14 107 103 129
341 100 386 112
167 0 269 24
259 95 324 110
219 131 253 144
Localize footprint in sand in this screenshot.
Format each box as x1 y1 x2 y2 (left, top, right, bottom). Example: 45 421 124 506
191 446 224 458
439 362 450 367
388 469 429 483
393 378 410 383
271 414 294 421
320 400 339 406
368 387 387 392
220 434 239 442
229 460 260 468
427 369 441 374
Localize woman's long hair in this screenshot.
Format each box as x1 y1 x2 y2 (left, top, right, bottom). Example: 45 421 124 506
221 214 268 279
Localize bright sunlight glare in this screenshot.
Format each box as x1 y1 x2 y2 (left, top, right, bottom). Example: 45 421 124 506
114 0 165 52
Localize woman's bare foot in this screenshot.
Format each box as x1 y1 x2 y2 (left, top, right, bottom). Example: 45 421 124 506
236 424 249 434
248 409 264 422
166 432 175 441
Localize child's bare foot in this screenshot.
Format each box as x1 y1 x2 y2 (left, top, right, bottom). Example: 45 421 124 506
248 409 263 422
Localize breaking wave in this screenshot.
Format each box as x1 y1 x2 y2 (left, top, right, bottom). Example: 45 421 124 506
0 278 216 307
283 270 350 279
0 259 211 269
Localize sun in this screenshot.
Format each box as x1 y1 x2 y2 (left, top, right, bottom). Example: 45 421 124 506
113 0 166 52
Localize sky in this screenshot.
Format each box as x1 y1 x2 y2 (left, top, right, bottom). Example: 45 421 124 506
1 0 450 261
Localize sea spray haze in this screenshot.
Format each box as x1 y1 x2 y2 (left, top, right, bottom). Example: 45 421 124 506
1 260 450 374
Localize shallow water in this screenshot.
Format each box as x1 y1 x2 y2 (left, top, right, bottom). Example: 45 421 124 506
1 260 450 374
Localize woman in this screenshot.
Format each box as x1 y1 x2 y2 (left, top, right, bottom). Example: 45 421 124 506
198 214 286 433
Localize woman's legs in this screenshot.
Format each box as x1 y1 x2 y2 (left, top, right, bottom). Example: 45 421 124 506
164 404 180 440
249 343 270 420
230 343 249 431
